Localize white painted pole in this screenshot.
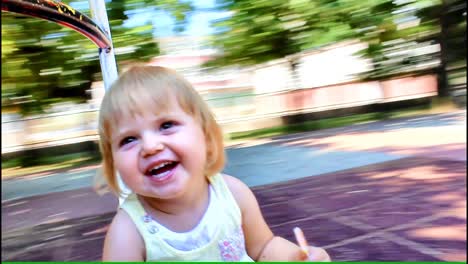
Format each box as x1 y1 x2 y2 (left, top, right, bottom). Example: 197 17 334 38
88 0 131 205
88 0 118 90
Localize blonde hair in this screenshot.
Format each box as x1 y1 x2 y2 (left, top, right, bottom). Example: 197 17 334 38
98 65 225 196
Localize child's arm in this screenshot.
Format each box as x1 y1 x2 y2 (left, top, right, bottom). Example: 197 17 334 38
102 210 145 261
224 175 330 261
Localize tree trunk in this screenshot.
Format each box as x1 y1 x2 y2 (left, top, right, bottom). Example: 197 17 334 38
437 0 450 97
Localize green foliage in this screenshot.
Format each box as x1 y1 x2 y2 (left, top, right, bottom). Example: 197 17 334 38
413 0 466 97
206 0 356 67
1 0 192 116
206 0 413 67
207 0 465 93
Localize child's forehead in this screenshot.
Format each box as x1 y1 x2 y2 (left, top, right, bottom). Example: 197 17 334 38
103 87 197 134
118 89 177 111
113 101 179 122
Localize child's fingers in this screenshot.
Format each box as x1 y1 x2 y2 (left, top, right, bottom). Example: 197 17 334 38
293 227 309 255
293 227 331 262
307 246 332 262
293 245 330 262
297 248 309 261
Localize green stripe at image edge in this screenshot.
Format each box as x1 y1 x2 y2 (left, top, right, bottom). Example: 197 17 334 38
2 261 466 264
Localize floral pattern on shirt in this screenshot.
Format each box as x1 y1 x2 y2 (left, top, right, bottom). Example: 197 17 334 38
218 227 247 261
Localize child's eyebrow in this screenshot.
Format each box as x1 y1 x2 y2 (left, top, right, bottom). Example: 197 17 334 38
149 110 180 120
159 113 179 119
110 122 138 142
111 130 130 143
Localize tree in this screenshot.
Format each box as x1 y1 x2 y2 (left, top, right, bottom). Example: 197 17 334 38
355 0 466 97
416 0 466 99
206 0 356 67
205 0 445 83
207 0 465 102
1 0 193 116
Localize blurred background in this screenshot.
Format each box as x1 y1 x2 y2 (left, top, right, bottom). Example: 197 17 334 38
1 0 466 261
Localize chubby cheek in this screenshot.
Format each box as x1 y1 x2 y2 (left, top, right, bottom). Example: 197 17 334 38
195 146 208 173
179 144 207 172
111 150 122 166
112 150 138 175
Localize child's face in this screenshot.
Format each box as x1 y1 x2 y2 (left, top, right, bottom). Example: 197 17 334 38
110 100 207 200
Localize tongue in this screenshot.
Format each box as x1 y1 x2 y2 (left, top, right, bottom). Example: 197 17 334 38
151 162 176 176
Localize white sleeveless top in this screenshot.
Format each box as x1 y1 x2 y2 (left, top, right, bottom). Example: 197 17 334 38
120 173 254 262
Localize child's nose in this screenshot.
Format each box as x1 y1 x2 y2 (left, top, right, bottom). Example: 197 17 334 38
141 136 165 157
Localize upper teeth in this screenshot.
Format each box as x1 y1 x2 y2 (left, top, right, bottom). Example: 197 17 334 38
151 162 171 171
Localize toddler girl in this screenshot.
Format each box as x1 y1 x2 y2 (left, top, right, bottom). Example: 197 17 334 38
98 66 330 261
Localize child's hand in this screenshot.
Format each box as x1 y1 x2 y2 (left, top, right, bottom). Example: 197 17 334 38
297 246 331 262
293 227 331 262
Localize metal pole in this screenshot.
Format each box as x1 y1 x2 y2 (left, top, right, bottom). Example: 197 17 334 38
88 0 131 205
88 0 118 90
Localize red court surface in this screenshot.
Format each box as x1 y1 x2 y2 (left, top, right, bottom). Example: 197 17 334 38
2 156 465 261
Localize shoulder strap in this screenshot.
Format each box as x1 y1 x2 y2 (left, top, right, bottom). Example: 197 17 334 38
208 173 242 222
120 194 160 248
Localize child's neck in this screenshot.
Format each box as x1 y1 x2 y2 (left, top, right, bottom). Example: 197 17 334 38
139 178 210 232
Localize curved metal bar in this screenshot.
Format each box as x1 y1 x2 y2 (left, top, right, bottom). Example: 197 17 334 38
1 0 111 50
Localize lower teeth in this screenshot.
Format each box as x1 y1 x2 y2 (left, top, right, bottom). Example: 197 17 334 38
152 170 171 179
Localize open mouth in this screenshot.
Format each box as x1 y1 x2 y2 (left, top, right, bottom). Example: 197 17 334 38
146 161 179 179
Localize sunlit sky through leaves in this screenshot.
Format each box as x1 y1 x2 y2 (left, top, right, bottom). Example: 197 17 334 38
70 0 229 37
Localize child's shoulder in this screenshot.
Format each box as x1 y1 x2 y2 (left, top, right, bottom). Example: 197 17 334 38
109 209 143 239
103 209 145 260
220 173 255 209
221 174 249 192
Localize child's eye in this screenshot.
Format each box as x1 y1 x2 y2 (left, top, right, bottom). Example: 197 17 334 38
119 136 136 147
160 121 175 131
